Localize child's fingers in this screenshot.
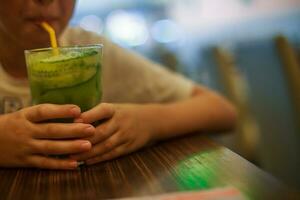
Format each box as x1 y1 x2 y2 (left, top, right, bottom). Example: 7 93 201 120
33 123 95 139
31 139 92 155
25 104 81 122
75 103 115 124
88 120 118 144
86 143 129 165
70 132 126 161
27 155 78 170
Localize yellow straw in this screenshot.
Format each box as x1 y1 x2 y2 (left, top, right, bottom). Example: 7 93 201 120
41 22 59 55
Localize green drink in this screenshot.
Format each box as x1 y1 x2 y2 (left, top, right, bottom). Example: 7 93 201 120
25 45 103 113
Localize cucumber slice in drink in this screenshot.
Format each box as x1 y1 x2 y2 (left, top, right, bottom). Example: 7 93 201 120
38 73 101 112
28 50 99 89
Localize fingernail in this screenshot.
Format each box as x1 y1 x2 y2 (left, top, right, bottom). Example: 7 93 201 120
85 126 95 134
71 107 81 116
81 141 91 150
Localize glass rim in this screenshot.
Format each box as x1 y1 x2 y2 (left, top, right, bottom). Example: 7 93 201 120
24 44 103 54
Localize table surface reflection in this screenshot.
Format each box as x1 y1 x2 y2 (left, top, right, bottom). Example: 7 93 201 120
0 134 296 200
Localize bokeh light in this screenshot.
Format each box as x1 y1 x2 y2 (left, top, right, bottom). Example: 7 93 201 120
106 10 149 47
79 15 104 35
151 19 183 43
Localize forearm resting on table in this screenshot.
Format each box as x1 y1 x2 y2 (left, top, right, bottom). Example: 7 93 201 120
147 86 237 142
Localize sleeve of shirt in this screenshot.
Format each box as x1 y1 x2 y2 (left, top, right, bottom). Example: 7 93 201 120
101 38 194 103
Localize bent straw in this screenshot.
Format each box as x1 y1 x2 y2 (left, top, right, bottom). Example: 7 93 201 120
40 22 59 55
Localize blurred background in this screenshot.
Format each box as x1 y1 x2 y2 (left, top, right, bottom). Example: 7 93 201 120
70 0 300 189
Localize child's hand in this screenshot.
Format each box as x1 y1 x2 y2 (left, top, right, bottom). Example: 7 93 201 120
0 104 95 170
71 103 156 165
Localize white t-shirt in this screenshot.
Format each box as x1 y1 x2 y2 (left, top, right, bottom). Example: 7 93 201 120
0 27 193 114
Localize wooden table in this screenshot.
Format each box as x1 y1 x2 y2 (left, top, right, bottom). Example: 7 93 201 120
0 134 296 200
